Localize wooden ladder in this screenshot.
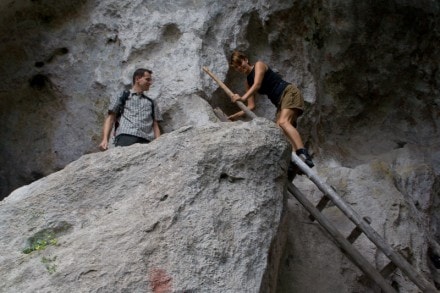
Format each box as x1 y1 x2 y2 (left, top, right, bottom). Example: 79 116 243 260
288 154 438 293
201 66 437 291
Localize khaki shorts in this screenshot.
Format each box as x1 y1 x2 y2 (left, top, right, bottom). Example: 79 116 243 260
276 84 304 126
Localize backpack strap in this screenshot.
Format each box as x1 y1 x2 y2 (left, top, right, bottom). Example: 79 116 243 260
145 96 155 120
118 90 155 119
114 90 130 134
116 90 130 118
114 91 156 135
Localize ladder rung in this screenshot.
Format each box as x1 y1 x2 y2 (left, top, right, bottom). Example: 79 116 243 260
380 261 398 279
347 217 372 243
359 250 407 285
309 195 330 221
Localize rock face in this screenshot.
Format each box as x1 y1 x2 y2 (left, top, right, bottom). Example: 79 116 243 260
279 147 440 292
1 0 439 292
0 0 439 201
0 120 289 292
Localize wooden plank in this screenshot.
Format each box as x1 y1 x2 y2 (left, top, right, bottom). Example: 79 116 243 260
380 261 398 279
213 107 231 122
309 195 330 221
360 250 406 285
202 66 257 119
286 182 397 293
347 217 372 244
290 153 438 292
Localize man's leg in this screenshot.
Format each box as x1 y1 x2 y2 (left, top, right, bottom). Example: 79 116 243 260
277 108 304 151
277 108 314 171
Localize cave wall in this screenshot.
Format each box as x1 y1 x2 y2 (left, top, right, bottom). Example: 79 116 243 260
307 0 440 167
2 1 438 199
1 0 439 291
0 0 439 244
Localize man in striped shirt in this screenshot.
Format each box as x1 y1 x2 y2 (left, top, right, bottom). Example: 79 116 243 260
99 68 162 151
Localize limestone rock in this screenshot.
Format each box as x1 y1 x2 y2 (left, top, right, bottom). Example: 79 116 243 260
1 0 440 292
0 119 289 293
279 144 439 292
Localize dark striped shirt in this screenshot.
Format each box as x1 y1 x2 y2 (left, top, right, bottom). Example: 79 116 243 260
109 90 162 141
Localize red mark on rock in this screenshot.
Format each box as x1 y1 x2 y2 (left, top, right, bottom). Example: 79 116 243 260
149 268 172 293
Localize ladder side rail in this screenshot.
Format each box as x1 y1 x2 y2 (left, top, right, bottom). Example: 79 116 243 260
202 66 257 119
291 154 438 292
286 183 397 293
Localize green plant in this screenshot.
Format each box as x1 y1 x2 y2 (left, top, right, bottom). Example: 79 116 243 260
22 221 71 254
41 256 57 274
22 232 58 254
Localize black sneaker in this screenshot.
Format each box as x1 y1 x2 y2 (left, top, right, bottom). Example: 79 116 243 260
296 148 314 168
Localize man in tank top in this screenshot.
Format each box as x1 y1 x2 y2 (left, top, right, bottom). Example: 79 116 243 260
229 51 314 179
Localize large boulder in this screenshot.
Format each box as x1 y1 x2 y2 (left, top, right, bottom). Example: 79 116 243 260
1 0 439 292
0 119 289 292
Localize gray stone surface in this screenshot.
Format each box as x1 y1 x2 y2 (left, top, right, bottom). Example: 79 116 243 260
0 0 439 292
279 145 439 292
0 119 289 293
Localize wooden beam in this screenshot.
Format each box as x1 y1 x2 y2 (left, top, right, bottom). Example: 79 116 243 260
309 195 330 221
290 153 438 292
286 182 397 293
360 250 407 285
347 217 372 244
202 66 257 119
213 107 231 122
380 261 398 279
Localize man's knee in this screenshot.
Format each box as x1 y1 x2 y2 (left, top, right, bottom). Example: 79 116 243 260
277 119 294 131
278 108 299 128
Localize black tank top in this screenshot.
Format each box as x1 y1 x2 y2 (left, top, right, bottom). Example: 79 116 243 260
247 66 289 107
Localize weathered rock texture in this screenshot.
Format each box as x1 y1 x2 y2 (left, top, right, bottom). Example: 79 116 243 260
0 120 289 292
279 147 440 292
1 0 439 292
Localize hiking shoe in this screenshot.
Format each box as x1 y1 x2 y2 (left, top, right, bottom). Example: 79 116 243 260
296 148 315 168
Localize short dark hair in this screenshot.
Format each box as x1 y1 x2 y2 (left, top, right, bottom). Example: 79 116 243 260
132 68 153 85
230 51 248 67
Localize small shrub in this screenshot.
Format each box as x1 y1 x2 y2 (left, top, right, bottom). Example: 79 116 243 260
22 232 58 254
41 256 57 274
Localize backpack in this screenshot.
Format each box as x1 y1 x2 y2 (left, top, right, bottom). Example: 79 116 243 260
114 90 155 133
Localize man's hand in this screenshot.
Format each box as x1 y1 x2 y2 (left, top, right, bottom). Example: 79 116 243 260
99 140 109 151
99 113 116 151
231 94 242 103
